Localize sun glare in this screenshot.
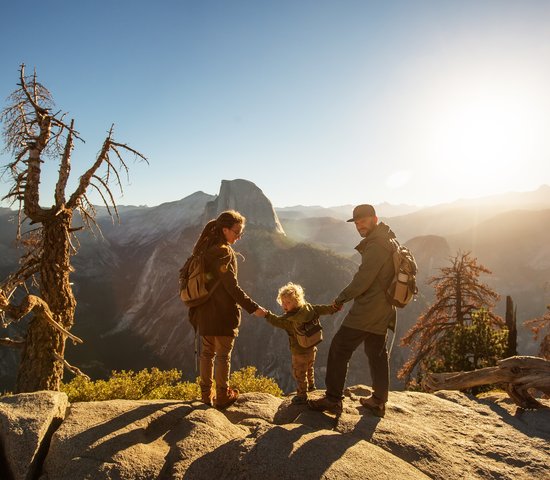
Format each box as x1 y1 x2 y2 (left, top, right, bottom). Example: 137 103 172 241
386 170 411 189
426 83 545 194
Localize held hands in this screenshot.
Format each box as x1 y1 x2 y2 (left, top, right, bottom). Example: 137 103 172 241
331 301 343 313
253 307 268 317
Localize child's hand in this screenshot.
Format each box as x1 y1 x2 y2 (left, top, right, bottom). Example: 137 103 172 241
332 301 343 312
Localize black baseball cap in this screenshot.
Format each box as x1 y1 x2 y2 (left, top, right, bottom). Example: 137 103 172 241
347 204 376 222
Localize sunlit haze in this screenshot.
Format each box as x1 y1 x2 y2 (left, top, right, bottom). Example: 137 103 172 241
1 1 549 208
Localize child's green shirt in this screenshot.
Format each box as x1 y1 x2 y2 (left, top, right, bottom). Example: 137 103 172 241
266 302 336 354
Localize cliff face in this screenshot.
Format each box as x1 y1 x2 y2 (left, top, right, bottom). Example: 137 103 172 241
0 179 357 390
73 179 355 392
1 181 550 392
204 179 285 234
1 388 548 480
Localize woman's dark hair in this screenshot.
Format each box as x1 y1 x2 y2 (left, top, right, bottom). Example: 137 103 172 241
192 210 246 255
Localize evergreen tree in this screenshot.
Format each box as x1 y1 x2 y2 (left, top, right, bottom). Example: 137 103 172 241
424 309 507 373
398 251 505 387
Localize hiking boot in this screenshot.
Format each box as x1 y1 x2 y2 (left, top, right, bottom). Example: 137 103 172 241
215 387 239 410
307 395 343 414
201 389 215 407
360 395 386 417
291 394 308 405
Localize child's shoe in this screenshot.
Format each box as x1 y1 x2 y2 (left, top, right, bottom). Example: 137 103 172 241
291 394 308 405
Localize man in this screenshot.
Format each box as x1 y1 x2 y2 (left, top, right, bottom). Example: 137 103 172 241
308 204 396 417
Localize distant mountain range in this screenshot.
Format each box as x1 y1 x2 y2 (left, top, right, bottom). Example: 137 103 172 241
275 202 421 221
1 181 549 391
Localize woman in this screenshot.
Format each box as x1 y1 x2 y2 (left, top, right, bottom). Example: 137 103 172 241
189 210 266 409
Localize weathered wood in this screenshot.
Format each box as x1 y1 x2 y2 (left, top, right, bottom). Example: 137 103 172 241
423 356 550 409
1 65 146 392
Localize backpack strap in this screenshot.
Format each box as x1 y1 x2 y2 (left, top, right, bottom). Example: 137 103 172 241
373 237 397 292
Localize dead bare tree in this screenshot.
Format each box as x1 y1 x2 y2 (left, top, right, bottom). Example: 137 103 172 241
0 64 146 392
423 356 550 409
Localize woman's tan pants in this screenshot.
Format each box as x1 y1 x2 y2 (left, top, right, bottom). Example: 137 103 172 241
199 335 235 394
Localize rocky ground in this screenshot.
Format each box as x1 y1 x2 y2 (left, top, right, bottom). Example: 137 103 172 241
0 387 549 479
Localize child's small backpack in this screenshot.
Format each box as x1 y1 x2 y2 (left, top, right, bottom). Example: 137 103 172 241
294 315 323 348
383 238 418 308
179 253 220 308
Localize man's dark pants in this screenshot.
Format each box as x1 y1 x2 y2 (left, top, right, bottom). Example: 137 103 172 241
325 325 389 403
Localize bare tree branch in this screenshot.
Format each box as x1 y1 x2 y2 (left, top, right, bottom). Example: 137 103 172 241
0 294 83 345
66 134 111 209
0 337 25 348
54 119 74 207
53 351 90 380
90 175 117 218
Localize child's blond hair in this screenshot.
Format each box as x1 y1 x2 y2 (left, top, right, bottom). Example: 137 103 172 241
276 282 306 307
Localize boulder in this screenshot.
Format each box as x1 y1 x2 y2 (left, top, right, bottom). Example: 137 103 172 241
1 387 548 479
183 422 430 479
0 391 68 480
222 392 283 425
331 388 550 480
40 399 247 480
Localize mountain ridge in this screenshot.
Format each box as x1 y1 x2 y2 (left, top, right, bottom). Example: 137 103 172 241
1 180 549 391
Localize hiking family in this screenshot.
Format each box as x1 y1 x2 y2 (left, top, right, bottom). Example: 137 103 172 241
183 204 415 417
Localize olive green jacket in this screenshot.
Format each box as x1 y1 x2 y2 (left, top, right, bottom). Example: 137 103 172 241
335 222 397 335
266 303 337 354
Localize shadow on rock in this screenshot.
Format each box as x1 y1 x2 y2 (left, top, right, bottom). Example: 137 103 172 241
184 421 426 479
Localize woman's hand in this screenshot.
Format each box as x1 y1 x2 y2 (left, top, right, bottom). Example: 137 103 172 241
253 307 268 317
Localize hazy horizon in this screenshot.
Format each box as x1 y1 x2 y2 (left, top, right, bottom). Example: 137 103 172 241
1 181 549 212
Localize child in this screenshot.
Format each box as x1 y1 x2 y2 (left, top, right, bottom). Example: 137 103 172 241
264 282 339 404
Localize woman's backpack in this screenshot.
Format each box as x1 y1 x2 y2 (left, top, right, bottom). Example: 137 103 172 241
178 253 220 308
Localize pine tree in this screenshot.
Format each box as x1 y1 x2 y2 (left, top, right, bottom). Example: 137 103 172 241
398 251 506 387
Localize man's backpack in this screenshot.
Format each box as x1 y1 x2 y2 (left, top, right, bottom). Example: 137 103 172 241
179 253 220 308
383 238 418 308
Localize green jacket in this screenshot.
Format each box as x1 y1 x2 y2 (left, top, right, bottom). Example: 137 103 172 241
266 303 337 354
335 222 396 335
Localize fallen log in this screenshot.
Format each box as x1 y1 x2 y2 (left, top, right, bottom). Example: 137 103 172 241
423 356 550 409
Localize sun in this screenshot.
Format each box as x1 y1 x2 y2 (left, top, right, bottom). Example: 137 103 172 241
426 85 543 193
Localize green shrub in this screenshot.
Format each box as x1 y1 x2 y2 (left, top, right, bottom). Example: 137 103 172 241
61 366 282 402
61 368 200 402
229 366 283 397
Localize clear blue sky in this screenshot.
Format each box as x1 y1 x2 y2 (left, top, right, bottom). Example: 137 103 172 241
1 0 550 208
